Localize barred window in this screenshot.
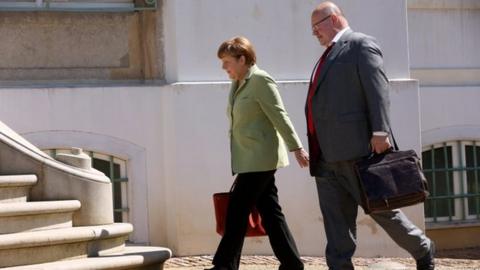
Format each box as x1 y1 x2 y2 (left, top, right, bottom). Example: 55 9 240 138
44 149 129 223
422 141 480 224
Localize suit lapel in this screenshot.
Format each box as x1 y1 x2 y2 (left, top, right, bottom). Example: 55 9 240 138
228 65 259 122
232 65 258 100
315 30 352 93
229 81 238 106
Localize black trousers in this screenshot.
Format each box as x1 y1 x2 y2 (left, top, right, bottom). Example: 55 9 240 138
212 170 304 270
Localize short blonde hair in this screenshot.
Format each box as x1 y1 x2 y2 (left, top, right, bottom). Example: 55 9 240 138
217 36 256 66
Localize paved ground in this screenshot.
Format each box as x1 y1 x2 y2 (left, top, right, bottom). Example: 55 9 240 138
164 247 480 270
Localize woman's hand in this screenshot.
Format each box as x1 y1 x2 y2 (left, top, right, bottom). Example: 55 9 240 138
293 148 309 168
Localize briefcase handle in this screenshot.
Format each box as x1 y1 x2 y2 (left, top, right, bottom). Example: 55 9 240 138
372 127 400 152
367 127 400 159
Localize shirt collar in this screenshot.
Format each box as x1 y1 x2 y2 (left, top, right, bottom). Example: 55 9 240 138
331 26 350 44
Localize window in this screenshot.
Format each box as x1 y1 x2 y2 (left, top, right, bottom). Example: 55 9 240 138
0 0 156 11
44 149 129 223
422 141 480 224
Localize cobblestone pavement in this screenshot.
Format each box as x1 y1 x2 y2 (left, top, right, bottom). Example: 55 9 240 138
164 247 480 270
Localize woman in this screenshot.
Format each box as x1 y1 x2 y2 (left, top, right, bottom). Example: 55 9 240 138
207 36 309 270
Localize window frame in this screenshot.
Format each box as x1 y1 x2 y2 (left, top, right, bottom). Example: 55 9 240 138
423 140 480 225
463 141 480 220
43 148 130 223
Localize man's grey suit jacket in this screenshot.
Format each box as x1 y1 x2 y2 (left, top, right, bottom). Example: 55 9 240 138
308 29 392 171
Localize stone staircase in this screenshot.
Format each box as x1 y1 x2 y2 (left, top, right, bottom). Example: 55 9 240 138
0 122 171 269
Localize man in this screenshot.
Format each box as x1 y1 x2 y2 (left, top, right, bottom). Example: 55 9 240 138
305 2 435 269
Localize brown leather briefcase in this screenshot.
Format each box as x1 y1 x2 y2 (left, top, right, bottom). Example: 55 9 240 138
354 140 429 214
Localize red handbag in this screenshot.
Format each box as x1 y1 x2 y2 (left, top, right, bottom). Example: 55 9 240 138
213 184 266 237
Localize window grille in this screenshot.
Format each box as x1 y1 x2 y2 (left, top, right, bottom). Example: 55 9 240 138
44 149 129 223
422 141 480 225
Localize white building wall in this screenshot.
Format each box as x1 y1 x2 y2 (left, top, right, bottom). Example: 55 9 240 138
0 87 165 244
420 86 480 146
164 0 410 82
408 1 480 147
159 0 422 256
0 78 423 257
160 79 423 257
0 0 428 257
408 1 480 69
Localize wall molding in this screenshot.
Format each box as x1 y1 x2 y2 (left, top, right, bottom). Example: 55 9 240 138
408 0 480 10
411 68 480 86
422 125 480 147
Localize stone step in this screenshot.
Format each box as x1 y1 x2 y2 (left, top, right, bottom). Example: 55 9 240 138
3 245 172 270
0 200 81 234
0 175 37 203
0 223 133 268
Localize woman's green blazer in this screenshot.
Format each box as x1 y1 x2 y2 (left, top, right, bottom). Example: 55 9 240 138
227 65 303 174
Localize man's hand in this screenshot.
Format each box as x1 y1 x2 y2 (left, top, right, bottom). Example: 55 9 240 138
293 148 309 168
370 135 391 154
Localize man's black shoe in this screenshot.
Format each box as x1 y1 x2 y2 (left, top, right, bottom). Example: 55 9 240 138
416 241 435 270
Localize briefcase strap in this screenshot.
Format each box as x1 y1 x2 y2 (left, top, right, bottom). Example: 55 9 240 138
389 126 400 151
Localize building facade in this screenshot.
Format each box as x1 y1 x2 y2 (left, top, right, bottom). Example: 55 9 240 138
408 0 480 249
0 0 478 256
